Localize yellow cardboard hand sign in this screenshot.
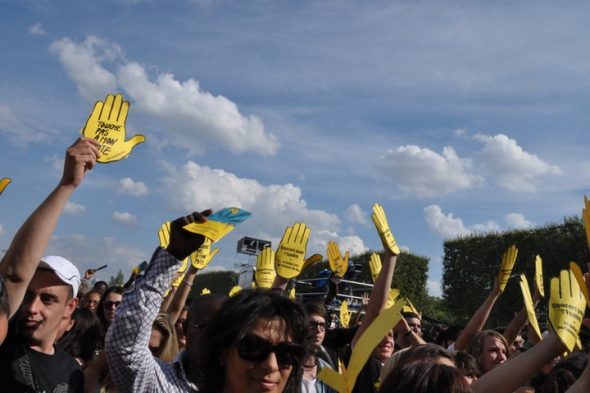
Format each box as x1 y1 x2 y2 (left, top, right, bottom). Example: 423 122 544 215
371 204 400 255
369 253 382 283
229 285 242 297
189 239 220 269
183 207 251 243
385 288 400 309
319 299 406 393
570 262 590 305
549 269 586 353
583 196 590 249
82 93 145 163
201 288 211 295
327 241 349 278
0 177 11 195
289 287 296 300
497 245 518 292
519 274 543 340
275 223 311 279
158 221 171 248
171 271 186 288
340 300 351 328
402 297 421 317
255 247 276 289
301 254 323 274
535 255 545 298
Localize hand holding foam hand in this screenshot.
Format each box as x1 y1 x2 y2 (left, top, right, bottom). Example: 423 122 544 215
275 223 311 279
371 203 400 255
519 274 543 340
548 269 586 353
497 245 518 292
165 210 211 261
82 93 145 163
327 241 349 278
183 207 251 242
189 238 220 270
255 247 276 289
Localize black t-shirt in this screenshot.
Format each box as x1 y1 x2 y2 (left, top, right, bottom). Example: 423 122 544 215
0 322 84 393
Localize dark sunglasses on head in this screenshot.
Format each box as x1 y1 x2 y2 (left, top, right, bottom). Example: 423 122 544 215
104 300 121 308
236 334 304 367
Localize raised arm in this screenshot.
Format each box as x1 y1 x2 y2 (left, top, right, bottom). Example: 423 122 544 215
0 138 98 317
165 264 199 324
503 284 541 346
453 278 501 351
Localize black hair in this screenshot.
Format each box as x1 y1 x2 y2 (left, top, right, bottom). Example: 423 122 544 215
57 307 103 365
402 312 421 320
379 361 472 393
96 286 125 331
197 289 310 393
397 343 455 366
454 351 480 378
0 274 9 317
303 301 327 319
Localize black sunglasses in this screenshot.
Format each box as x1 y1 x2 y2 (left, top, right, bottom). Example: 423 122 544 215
104 300 121 308
236 334 304 367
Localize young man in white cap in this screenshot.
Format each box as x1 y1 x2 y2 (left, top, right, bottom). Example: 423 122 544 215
0 138 99 392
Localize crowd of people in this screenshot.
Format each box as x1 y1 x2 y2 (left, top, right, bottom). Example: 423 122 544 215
1 137 590 393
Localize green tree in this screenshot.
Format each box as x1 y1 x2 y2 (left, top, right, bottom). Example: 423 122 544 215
108 269 125 287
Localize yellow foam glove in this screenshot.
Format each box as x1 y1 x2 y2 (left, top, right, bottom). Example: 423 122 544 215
301 254 323 274
255 247 276 289
385 288 400 309
171 271 186 288
340 300 351 328
201 288 211 295
327 241 349 278
583 195 590 249
369 253 382 283
535 255 545 298
189 239 220 269
570 262 590 305
402 298 421 317
158 221 171 248
497 245 518 292
275 223 311 279
0 177 11 195
82 93 145 163
519 274 542 340
289 287 296 300
183 207 251 242
229 285 242 297
371 203 400 255
549 269 586 353
319 299 406 393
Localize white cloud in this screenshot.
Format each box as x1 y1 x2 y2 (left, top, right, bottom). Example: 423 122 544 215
112 211 138 226
118 177 148 197
474 133 561 192
0 223 4 236
505 213 534 229
345 204 370 227
454 128 467 137
379 145 481 197
427 279 442 297
424 204 500 239
28 22 45 36
0 104 51 145
50 36 120 100
64 201 86 215
51 35 279 156
161 161 366 255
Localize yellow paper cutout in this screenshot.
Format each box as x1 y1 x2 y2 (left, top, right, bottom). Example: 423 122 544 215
519 274 543 340
289 287 296 300
189 239 220 269
385 288 400 309
369 253 382 283
0 177 11 195
340 300 351 328
201 288 211 295
82 93 145 163
570 262 590 305
535 255 545 298
251 281 257 289
275 223 311 279
229 285 242 297
319 299 406 393
182 207 251 243
158 221 171 248
498 245 518 292
171 271 186 288
402 297 421 317
255 247 276 289
548 269 586 353
371 204 400 255
302 254 323 274
327 241 349 278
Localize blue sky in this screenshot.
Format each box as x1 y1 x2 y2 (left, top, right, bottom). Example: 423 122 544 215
2 0 590 297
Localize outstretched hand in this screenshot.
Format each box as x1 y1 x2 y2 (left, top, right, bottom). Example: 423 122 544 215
59 138 100 188
166 210 211 261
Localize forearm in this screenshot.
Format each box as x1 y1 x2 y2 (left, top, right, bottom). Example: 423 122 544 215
166 266 198 323
454 291 500 351
272 275 289 291
503 306 530 346
566 358 590 392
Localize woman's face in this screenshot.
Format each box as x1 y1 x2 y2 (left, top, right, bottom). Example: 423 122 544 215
222 318 296 393
102 292 122 323
83 292 100 312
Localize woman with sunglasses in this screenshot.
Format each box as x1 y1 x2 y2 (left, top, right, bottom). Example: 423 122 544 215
197 289 310 393
96 286 125 333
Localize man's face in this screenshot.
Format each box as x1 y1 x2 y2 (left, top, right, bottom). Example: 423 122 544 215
406 317 422 336
480 335 507 373
373 330 394 363
17 270 76 350
308 314 326 346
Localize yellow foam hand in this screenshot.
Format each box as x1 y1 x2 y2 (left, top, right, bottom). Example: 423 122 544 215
229 285 242 297
158 221 171 248
201 288 211 295
402 298 421 317
570 262 590 305
183 207 251 243
497 245 518 292
549 269 586 353
583 196 590 249
340 300 351 328
369 253 382 283
0 177 11 195
319 299 406 393
301 254 323 274
82 93 145 163
255 247 276 289
327 241 349 278
171 271 186 288
519 274 543 340
289 287 296 300
385 288 400 309
189 239 220 269
275 223 311 279
371 203 400 255
535 255 545 298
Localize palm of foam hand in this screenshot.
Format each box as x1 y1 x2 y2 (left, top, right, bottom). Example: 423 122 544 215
82 93 145 163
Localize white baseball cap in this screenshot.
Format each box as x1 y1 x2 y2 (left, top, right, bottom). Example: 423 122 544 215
38 256 81 296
